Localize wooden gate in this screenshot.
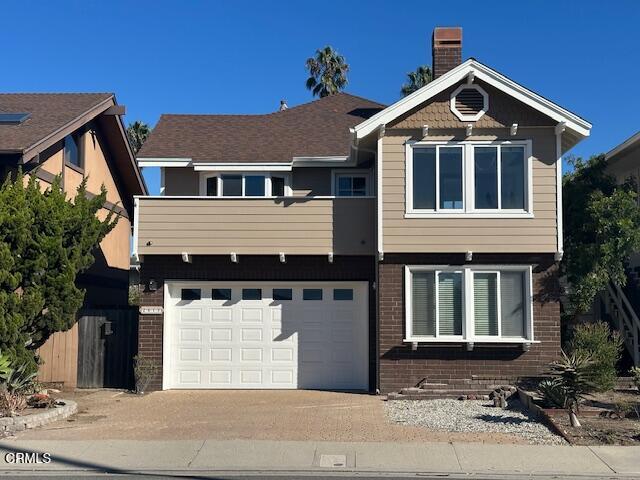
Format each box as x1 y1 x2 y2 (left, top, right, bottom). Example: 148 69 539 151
77 308 138 389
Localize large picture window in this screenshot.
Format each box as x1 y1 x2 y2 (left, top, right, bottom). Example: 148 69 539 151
406 141 531 216
405 266 532 343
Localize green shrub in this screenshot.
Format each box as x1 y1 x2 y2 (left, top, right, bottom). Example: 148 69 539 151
569 322 622 392
631 366 640 391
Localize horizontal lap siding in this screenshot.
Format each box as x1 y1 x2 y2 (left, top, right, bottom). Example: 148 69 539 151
137 198 374 255
382 128 557 253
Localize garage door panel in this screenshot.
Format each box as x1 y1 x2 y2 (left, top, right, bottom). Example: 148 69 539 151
178 328 202 342
210 308 232 322
210 348 232 362
179 348 202 362
210 328 232 341
165 282 368 390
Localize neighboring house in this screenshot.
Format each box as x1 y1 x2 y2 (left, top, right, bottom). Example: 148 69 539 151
0 93 147 388
602 132 640 366
134 27 591 395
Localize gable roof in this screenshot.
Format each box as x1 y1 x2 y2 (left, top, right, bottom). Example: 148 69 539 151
0 93 147 199
353 59 592 143
137 93 385 163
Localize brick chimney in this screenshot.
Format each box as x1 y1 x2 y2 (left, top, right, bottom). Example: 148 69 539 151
432 27 462 79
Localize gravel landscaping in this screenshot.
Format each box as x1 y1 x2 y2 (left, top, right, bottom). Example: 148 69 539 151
385 399 566 445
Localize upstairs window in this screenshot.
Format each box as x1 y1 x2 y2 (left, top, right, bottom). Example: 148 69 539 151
201 173 290 197
333 171 370 197
406 141 531 216
64 133 83 168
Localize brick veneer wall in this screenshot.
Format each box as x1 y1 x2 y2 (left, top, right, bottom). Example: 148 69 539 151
378 253 561 393
138 255 376 391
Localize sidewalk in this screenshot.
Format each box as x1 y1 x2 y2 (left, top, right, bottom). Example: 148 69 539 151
0 439 638 477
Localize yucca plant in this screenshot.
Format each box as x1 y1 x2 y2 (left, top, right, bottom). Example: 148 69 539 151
547 350 597 427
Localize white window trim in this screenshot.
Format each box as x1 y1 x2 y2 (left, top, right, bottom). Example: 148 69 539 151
404 265 535 344
331 169 372 196
405 140 533 218
450 84 489 121
199 172 292 197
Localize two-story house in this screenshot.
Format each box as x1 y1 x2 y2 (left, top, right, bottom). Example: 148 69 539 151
134 28 591 395
0 93 146 388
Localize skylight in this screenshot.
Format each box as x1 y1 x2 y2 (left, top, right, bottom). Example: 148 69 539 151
0 113 31 125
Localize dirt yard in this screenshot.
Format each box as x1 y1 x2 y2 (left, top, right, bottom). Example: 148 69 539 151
551 389 640 445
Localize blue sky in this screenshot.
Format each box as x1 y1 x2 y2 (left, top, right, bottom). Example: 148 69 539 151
2 1 639 194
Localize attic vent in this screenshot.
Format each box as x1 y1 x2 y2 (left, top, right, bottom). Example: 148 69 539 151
0 113 31 125
450 84 488 121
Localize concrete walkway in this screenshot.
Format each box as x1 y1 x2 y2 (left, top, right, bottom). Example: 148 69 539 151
0 439 638 477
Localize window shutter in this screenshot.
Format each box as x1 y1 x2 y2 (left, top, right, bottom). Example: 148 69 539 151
438 272 463 335
412 272 436 336
474 273 498 336
500 271 526 337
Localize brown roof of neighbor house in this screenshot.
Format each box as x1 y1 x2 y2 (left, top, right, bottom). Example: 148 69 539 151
0 93 114 153
0 93 147 204
137 93 385 163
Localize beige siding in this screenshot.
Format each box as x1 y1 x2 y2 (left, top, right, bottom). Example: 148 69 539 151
382 127 558 253
137 197 374 255
292 167 332 196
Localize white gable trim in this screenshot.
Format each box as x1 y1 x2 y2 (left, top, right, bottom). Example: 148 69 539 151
353 59 591 140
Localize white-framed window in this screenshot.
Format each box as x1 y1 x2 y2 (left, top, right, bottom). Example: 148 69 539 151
199 172 291 197
332 170 371 197
405 140 533 218
405 265 533 343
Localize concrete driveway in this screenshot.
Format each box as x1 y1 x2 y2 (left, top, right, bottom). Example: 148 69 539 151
14 390 528 443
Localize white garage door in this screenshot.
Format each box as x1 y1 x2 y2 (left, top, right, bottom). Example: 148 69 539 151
163 282 369 390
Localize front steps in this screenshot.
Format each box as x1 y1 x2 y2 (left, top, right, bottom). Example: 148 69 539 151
387 375 518 400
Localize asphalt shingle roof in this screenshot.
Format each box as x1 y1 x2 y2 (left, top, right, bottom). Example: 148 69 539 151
138 93 385 162
0 93 113 152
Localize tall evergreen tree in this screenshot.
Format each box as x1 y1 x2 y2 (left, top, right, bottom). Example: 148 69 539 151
0 172 116 370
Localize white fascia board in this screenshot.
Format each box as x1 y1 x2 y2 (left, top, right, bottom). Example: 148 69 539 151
606 130 640 161
193 163 292 172
137 157 192 167
353 59 592 140
291 156 353 167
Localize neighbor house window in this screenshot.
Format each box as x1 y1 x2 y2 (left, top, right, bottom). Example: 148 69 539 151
64 133 82 168
271 176 285 196
206 177 218 196
407 141 530 215
406 266 532 342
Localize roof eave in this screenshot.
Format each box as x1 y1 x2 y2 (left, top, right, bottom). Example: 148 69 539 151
606 131 640 161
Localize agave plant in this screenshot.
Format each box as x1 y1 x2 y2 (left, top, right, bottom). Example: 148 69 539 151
546 350 596 427
4 364 37 394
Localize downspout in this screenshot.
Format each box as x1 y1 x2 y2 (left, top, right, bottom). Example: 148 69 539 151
555 122 565 262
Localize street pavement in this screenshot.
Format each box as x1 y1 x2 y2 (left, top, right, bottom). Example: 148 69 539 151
0 439 638 478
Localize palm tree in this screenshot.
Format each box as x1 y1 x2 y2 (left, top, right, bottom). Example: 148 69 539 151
127 121 151 155
305 46 349 98
401 65 433 97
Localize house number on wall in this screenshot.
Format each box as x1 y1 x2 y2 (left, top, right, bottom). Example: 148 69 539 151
139 306 164 315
